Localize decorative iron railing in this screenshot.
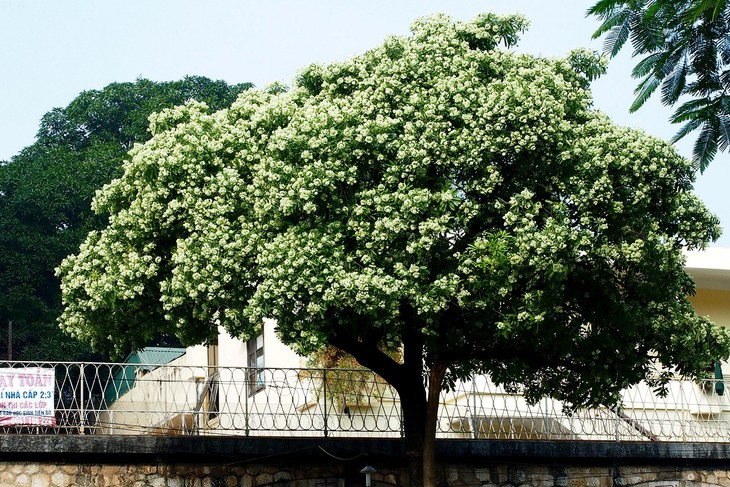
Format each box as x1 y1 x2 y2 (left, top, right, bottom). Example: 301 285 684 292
0 361 727 441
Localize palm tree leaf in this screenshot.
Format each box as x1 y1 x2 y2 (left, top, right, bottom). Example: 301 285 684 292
587 0 622 17
671 118 703 143
630 74 661 112
632 4 670 53
688 27 721 95
632 52 665 78
670 98 712 123
713 0 729 20
591 9 628 37
717 91 730 115
603 21 632 56
589 0 632 38
693 122 719 172
684 0 728 23
717 115 730 151
719 34 730 64
661 56 689 104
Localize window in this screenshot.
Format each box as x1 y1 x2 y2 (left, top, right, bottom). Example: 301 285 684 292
247 334 265 396
206 344 219 422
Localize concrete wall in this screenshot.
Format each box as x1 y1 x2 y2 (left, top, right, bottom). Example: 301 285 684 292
690 287 730 328
216 319 303 370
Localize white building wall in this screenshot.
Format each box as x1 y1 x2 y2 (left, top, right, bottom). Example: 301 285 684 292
99 249 730 438
216 319 302 369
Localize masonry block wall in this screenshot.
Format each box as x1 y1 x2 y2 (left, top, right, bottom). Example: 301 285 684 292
0 462 729 487
3 436 730 487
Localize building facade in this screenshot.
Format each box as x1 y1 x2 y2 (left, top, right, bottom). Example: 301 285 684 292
96 249 730 441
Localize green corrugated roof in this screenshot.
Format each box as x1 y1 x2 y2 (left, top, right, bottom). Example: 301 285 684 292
104 347 186 405
128 347 187 369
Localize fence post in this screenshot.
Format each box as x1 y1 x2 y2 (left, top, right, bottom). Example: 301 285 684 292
323 368 328 437
544 396 551 440
244 367 250 436
79 363 86 435
471 377 478 439
399 375 405 438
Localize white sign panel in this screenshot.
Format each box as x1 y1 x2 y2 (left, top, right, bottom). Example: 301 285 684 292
0 368 55 426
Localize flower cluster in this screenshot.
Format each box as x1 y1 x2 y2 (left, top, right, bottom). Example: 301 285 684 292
57 13 727 407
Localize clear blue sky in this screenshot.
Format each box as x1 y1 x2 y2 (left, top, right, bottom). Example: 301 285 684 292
2 0 728 243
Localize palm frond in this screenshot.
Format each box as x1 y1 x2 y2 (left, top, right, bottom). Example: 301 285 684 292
670 98 712 123
632 52 665 78
717 115 730 151
716 0 730 25
688 27 721 94
661 56 689 104
684 0 728 23
632 5 670 52
671 118 703 143
630 74 661 112
717 91 730 115
713 0 729 20
693 122 719 172
591 4 631 37
603 20 632 56
587 0 623 17
643 0 664 18
718 34 730 64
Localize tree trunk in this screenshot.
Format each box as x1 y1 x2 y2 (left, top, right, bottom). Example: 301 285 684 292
396 361 447 487
398 373 427 487
328 307 446 487
423 362 447 487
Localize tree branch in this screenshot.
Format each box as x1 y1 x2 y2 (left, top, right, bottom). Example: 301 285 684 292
327 317 403 389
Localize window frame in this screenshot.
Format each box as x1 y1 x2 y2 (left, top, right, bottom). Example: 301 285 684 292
247 333 265 396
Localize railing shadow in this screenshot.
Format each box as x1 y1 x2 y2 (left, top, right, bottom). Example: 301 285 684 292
0 361 725 441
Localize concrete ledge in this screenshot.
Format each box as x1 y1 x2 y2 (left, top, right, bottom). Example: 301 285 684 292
436 440 730 466
1 436 730 467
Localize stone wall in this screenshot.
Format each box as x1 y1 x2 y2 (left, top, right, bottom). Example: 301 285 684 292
441 465 730 487
1 462 729 487
3 436 730 487
0 463 351 487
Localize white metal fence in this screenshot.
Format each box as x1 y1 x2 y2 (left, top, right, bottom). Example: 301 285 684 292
0 361 727 441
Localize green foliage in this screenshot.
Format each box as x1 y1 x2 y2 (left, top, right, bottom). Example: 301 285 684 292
0 76 251 361
59 13 729 410
588 0 730 171
57 15 730 486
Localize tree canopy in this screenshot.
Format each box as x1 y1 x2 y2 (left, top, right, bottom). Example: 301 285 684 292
58 14 730 487
588 0 730 171
0 76 251 361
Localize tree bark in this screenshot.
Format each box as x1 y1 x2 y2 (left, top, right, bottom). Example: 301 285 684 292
423 362 447 487
327 306 446 487
398 371 427 487
394 361 447 487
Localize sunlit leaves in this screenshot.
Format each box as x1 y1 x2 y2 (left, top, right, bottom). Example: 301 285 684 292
58 14 729 409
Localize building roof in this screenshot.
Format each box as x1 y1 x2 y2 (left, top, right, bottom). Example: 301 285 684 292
685 247 730 291
104 347 186 405
122 347 187 370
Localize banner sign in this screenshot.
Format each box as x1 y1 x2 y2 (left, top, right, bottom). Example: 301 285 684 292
0 368 55 426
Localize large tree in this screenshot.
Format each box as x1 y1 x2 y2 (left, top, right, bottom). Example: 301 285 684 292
0 76 251 361
57 14 730 487
588 0 730 171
